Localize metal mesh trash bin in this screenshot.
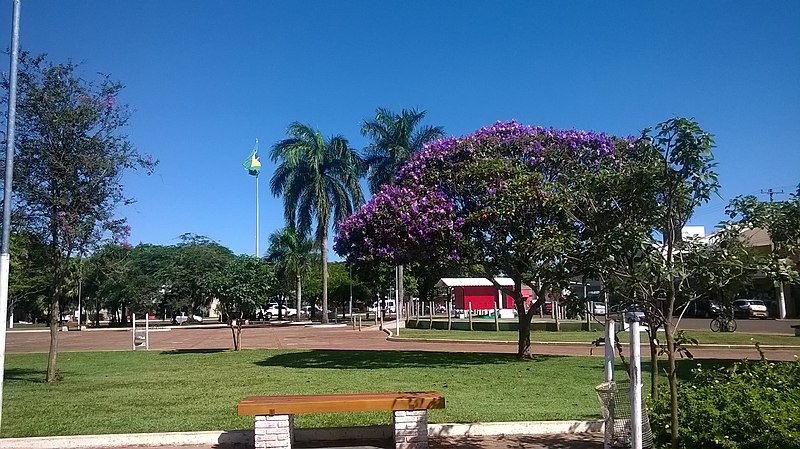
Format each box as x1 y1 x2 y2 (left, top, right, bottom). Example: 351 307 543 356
596 380 653 448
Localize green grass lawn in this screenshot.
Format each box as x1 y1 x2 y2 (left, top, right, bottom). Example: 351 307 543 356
399 328 800 346
2 349 644 438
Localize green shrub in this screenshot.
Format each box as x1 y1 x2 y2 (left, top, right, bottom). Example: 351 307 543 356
649 358 800 449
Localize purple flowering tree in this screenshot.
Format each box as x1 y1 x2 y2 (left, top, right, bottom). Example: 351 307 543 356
6 54 156 381
336 121 623 357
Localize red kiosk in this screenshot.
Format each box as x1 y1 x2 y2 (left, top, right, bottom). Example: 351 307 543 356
436 277 533 317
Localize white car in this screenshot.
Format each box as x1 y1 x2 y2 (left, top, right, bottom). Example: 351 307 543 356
591 302 606 315
172 312 203 325
264 303 297 320
732 299 768 319
369 299 396 314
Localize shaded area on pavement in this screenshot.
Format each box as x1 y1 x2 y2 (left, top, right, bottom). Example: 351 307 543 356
107 432 604 449
6 321 799 361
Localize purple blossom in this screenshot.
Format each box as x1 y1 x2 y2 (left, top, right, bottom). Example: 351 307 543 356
337 120 622 264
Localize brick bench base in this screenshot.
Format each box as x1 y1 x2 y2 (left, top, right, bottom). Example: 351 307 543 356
240 392 444 449
394 410 429 449
254 415 293 449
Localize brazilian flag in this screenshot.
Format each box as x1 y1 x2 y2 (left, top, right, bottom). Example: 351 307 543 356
243 144 261 176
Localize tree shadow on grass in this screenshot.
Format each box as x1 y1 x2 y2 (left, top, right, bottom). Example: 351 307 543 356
3 367 46 383
256 349 557 370
160 349 230 355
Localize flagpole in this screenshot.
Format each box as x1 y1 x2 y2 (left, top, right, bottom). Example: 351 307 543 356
255 138 259 257
0 0 21 430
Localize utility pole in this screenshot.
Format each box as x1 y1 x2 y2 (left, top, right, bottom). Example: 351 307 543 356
0 0 22 430
761 188 787 319
761 188 784 203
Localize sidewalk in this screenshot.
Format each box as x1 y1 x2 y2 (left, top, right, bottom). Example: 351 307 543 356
6 320 799 360
108 433 604 448
6 432 604 449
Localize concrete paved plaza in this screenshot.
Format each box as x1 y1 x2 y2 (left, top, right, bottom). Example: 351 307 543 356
6 318 800 361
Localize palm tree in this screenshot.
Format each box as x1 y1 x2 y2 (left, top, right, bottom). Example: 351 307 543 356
361 108 444 320
266 226 316 321
361 107 445 194
270 123 364 323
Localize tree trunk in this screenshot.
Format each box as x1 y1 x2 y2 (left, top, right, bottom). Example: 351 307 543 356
516 307 534 358
648 328 660 401
230 312 243 351
46 293 60 382
321 230 329 324
514 277 534 359
230 322 240 350
663 318 679 447
295 275 302 322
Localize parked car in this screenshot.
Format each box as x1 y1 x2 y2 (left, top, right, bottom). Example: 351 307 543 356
300 305 337 321
172 312 203 325
591 302 606 316
263 303 297 320
369 299 397 314
732 299 769 319
763 299 779 318
673 300 722 318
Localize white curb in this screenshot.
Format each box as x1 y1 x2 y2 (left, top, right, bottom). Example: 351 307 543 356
0 420 604 448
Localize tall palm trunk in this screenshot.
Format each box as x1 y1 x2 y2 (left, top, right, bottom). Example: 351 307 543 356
295 275 302 322
321 229 329 324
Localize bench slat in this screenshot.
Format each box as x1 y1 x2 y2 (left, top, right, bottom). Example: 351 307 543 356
238 391 445 416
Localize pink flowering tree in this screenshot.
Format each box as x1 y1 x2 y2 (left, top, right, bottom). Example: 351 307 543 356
6 54 157 381
336 121 626 357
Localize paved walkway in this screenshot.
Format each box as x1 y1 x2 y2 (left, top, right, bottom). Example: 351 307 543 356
108 433 605 449
6 321 800 361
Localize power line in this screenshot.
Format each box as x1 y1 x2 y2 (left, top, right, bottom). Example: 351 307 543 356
760 188 785 203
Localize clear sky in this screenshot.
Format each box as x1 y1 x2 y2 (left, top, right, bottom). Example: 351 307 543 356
2 1 799 258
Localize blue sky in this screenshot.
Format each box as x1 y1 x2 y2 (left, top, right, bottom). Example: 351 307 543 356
2 1 799 258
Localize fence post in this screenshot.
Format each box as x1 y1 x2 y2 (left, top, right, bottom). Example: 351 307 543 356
627 313 643 449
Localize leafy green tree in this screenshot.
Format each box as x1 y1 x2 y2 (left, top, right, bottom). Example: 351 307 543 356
337 121 619 357
4 54 156 381
270 123 364 323
361 107 444 195
162 234 234 317
8 231 50 324
727 189 800 255
266 226 316 321
580 118 723 448
202 255 273 350
726 190 800 312
640 119 719 449
83 243 132 325
125 244 175 317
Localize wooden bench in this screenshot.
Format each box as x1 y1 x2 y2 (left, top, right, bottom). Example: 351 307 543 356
238 391 445 449
791 324 800 337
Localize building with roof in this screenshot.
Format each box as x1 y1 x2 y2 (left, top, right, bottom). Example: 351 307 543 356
436 277 533 316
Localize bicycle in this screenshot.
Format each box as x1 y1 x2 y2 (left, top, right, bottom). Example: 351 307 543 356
710 314 737 332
